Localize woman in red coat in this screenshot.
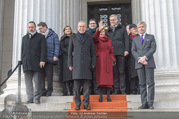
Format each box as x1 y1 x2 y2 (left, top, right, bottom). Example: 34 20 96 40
93 21 116 102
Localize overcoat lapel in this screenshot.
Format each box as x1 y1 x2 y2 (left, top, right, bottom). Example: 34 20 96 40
76 33 82 44
82 33 89 44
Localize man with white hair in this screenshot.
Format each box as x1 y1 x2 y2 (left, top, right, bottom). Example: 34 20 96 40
131 21 156 109
68 21 96 110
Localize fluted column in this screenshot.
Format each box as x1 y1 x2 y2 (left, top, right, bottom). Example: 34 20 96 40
139 0 179 70
8 0 81 96
12 0 81 68
12 0 60 68
131 0 142 24
0 0 4 92
58 0 81 36
9 0 61 96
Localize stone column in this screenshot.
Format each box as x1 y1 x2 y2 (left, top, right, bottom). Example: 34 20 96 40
12 0 60 68
9 0 62 96
7 0 81 96
12 0 81 69
0 0 4 93
134 0 179 70
58 0 81 35
131 0 142 24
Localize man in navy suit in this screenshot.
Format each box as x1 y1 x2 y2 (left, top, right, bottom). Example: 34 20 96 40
131 21 156 109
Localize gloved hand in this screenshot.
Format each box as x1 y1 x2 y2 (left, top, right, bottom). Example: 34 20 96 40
90 65 96 71
113 61 116 66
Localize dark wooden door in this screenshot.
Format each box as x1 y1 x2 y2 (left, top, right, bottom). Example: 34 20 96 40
88 3 132 27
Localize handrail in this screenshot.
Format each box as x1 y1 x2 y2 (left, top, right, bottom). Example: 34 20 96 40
0 61 22 88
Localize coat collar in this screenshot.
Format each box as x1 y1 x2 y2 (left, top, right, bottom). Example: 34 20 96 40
61 34 69 41
136 33 149 48
76 31 89 44
108 24 122 32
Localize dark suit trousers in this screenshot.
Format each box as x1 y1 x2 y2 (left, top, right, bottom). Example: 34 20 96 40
113 55 126 92
42 63 54 93
137 66 155 106
74 79 91 106
91 70 98 94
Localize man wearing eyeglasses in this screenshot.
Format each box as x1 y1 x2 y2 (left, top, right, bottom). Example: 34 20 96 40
105 14 129 94
86 19 99 95
38 22 60 97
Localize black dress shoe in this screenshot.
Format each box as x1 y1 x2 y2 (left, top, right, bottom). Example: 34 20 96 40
25 100 34 104
131 91 137 94
99 96 103 102
138 104 148 109
107 97 112 102
112 90 119 94
121 92 126 94
148 105 154 109
35 100 40 104
46 92 52 96
84 105 91 110
41 91 47 96
25 98 34 104
75 106 80 110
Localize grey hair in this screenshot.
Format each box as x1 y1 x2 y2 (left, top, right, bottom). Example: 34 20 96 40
109 14 118 20
137 21 147 27
77 20 87 27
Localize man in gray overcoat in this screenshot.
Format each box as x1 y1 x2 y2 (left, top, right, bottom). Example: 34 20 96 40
131 21 156 109
68 21 96 110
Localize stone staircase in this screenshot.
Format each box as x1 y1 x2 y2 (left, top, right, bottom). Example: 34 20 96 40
0 69 179 118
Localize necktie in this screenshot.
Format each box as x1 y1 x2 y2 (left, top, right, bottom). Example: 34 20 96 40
140 34 144 43
80 34 84 42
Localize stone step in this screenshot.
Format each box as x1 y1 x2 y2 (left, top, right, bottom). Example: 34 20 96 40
127 93 179 102
155 84 179 93
127 101 179 109
154 77 179 84
40 96 73 103
154 70 179 75
0 103 71 112
71 101 127 109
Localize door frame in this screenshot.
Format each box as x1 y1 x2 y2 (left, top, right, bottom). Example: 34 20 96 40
81 0 142 25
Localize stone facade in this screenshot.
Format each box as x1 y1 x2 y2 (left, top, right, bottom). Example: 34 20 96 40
0 0 179 94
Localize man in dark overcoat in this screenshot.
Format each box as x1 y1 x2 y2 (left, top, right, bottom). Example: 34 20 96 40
87 19 98 95
105 14 129 94
68 21 96 110
131 21 156 109
21 21 47 104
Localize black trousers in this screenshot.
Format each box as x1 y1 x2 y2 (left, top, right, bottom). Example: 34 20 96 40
130 76 139 93
91 70 98 94
113 55 126 92
42 63 54 94
74 79 91 106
